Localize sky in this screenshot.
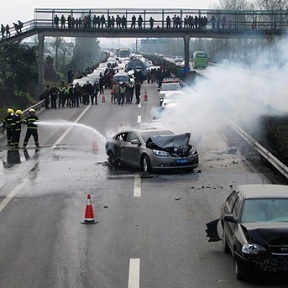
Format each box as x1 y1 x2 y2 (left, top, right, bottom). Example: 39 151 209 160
2 0 215 26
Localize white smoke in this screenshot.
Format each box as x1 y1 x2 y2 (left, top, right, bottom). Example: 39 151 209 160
152 36 288 146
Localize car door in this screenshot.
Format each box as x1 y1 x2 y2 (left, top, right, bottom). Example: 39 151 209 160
222 191 241 251
121 132 142 167
113 132 129 163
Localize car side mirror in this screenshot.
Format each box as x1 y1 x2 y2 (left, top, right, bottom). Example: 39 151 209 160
157 88 160 91
223 214 237 223
131 139 140 145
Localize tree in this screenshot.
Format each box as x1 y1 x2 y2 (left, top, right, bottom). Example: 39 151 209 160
214 0 255 10
256 0 288 10
71 37 101 73
0 43 38 92
0 43 39 117
49 37 66 72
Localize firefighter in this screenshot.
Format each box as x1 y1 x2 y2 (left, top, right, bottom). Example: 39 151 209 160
2 108 14 146
10 110 23 149
22 109 40 148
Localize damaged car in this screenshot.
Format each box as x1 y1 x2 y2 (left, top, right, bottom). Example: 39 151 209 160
206 184 288 281
105 129 198 173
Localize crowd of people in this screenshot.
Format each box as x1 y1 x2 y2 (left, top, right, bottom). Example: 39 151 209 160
53 13 227 31
1 20 23 39
39 62 171 109
2 108 40 149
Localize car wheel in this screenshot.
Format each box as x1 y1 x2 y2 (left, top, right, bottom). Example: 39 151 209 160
222 230 230 254
108 151 117 166
141 155 152 173
234 257 244 281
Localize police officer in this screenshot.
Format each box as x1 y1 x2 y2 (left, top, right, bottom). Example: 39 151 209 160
2 108 14 146
10 110 23 149
118 82 126 105
22 109 40 148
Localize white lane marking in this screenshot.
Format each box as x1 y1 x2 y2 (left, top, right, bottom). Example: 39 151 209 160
134 173 141 197
137 115 141 123
128 258 140 288
52 105 91 148
0 177 29 213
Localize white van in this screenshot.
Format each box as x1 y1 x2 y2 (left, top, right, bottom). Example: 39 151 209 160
113 71 135 84
113 71 130 84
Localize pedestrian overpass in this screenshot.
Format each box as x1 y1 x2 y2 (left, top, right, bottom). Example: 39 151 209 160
1 8 288 93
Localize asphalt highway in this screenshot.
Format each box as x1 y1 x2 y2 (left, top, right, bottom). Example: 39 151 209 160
0 81 285 288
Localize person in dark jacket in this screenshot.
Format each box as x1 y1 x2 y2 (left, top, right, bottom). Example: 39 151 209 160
135 81 141 104
50 84 58 109
2 108 14 146
22 109 40 148
10 110 23 148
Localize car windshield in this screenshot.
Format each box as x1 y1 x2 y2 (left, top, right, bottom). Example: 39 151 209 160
139 130 173 142
161 83 181 91
240 198 288 223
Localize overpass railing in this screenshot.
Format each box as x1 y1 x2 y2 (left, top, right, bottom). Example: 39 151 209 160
34 8 288 31
1 8 288 40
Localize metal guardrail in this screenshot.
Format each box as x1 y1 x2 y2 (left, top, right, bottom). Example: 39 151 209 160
227 118 288 179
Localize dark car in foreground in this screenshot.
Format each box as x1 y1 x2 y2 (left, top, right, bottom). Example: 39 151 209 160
206 184 288 281
105 129 198 173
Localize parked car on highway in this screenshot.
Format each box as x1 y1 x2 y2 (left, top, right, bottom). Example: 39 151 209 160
206 184 288 281
159 77 182 106
112 71 130 84
105 129 199 173
162 91 185 106
174 56 183 65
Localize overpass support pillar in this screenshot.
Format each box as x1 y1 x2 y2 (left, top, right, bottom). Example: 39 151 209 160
184 35 190 69
38 33 45 97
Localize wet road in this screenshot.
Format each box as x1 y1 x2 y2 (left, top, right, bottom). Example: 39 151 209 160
0 82 285 288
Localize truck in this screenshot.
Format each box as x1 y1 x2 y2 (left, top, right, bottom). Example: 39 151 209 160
116 48 131 59
125 58 147 81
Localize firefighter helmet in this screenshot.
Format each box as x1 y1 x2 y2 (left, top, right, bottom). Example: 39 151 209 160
15 110 22 115
29 108 36 113
7 108 14 114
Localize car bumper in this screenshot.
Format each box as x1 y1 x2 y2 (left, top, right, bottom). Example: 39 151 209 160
150 153 199 170
235 252 288 280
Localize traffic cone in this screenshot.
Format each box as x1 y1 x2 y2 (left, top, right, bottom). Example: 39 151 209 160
144 89 148 101
81 194 98 224
102 95 106 102
92 137 99 154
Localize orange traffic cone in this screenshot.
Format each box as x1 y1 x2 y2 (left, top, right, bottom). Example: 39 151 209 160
144 89 148 101
81 194 98 224
92 137 99 154
102 95 106 102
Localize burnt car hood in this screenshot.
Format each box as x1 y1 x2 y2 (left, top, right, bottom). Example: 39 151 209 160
146 133 191 149
241 222 288 246
205 220 288 244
